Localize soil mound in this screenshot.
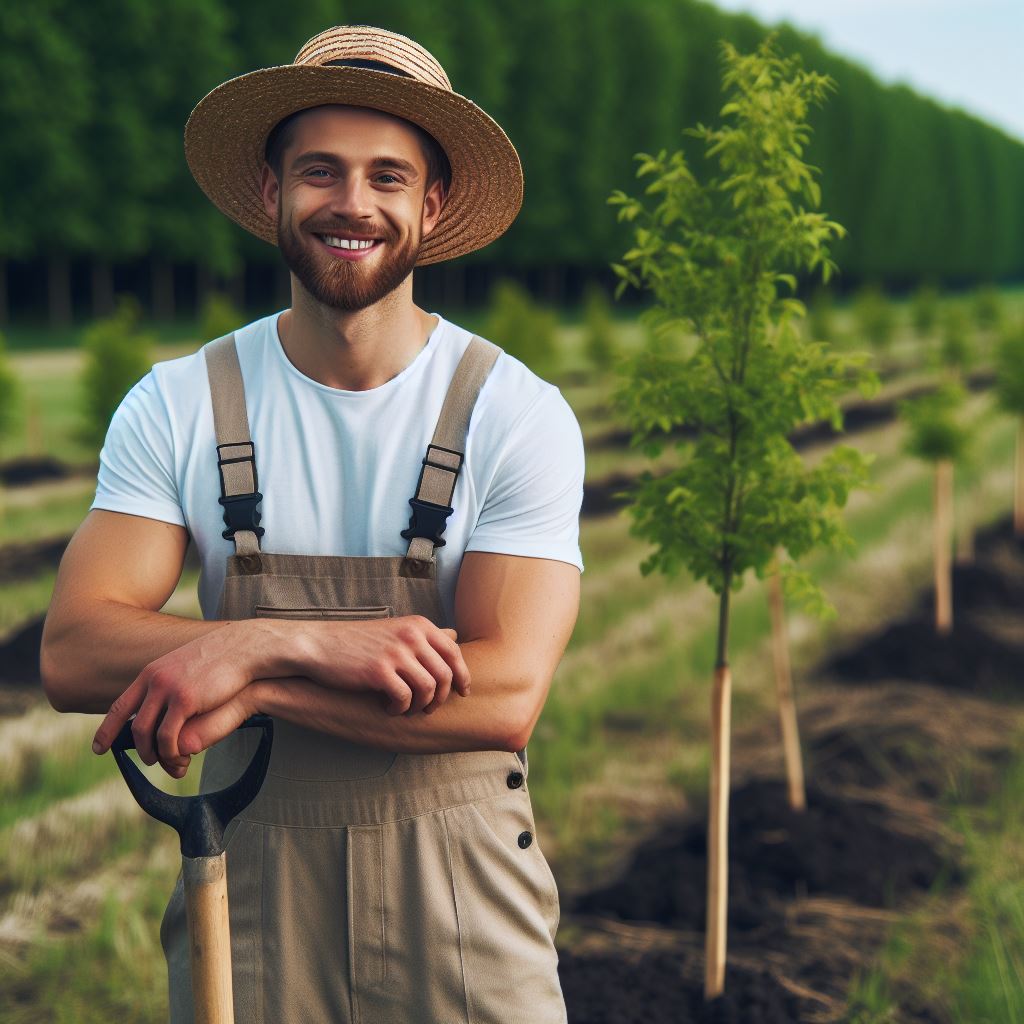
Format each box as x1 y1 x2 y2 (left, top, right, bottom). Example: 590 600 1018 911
570 779 954 932
0 616 44 686
559 947 804 1024
0 536 69 584
0 456 77 486
825 617 1024 696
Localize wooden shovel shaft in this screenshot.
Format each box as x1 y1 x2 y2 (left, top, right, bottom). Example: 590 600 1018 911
183 853 234 1024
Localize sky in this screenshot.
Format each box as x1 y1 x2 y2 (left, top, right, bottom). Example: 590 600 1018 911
711 0 1024 142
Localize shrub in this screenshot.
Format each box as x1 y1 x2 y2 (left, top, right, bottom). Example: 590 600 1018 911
853 283 896 350
910 283 941 337
200 291 244 342
481 278 559 379
79 297 155 452
581 282 619 370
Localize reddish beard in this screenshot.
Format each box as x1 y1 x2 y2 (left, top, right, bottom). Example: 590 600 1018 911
277 212 421 311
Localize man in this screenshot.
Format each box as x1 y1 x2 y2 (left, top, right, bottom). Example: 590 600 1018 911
41 25 582 1024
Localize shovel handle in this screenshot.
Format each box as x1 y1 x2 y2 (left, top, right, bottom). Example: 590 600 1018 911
184 852 234 1024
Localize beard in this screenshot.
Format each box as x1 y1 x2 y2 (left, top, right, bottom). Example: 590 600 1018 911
277 210 421 312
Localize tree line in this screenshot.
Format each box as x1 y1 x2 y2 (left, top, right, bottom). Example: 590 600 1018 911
2 0 1022 327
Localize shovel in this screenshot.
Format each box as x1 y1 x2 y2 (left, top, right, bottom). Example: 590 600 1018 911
111 714 274 1024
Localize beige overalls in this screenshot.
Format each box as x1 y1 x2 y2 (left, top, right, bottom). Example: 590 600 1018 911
159 332 567 1023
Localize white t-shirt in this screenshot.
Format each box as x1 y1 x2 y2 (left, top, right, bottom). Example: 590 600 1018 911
90 309 585 625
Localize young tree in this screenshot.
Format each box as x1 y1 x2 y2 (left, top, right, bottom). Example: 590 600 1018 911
609 34 877 1000
994 319 1024 536
581 282 619 373
899 381 970 632
79 296 155 452
910 282 941 338
482 279 560 380
853 282 896 353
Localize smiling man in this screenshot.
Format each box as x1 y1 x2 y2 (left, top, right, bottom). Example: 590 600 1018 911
40 25 582 1024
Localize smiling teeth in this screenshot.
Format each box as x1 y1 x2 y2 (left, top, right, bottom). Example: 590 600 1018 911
322 235 378 250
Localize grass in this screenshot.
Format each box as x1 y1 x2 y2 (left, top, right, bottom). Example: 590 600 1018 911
844 740 1024 1022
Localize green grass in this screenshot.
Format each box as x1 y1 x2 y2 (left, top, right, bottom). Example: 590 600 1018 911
0 485 94 546
844 740 1024 1022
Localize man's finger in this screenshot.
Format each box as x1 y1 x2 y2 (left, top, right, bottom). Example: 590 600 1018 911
92 680 145 754
429 630 471 697
156 706 188 764
178 698 249 756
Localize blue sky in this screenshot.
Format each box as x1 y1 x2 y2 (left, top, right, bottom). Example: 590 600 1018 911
711 0 1024 142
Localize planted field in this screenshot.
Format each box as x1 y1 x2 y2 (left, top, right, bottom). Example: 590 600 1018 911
2 299 1024 1021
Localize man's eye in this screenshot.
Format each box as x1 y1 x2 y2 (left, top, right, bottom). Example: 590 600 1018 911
306 169 330 178
376 174 400 184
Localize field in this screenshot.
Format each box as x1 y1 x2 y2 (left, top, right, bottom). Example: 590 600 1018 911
3 291 1024 1021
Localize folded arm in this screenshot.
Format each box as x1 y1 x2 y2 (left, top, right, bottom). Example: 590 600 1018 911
178 551 581 756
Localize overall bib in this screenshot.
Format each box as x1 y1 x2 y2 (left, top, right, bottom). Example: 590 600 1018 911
159 332 567 1024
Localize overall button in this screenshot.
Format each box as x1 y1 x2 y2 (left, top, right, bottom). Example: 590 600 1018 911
506 770 524 789
517 831 533 849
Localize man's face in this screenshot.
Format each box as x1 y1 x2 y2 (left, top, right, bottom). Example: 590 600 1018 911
262 105 444 312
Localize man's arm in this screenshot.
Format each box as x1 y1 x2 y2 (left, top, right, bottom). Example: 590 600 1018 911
46 510 468 772
177 552 581 757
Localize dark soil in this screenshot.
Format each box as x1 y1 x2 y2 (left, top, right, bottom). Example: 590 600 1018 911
0 616 44 686
559 948 804 1024
569 779 955 934
0 535 70 584
0 456 91 486
561 509 1024 1022
825 616 1024 697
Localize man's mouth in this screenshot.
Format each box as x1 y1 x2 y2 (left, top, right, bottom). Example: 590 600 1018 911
316 233 385 252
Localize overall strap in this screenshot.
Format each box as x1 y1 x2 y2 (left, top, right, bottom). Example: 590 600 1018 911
203 333 264 557
402 335 502 569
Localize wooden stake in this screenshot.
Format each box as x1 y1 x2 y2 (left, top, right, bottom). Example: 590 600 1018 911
704 662 732 1000
183 853 235 1024
768 566 806 811
935 459 954 634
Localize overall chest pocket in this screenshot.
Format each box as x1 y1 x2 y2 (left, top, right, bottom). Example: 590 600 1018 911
250 602 398 781
254 605 393 620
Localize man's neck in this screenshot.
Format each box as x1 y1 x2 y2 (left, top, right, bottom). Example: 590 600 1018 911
276 286 438 392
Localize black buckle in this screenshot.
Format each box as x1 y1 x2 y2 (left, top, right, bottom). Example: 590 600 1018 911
216 441 265 541
219 492 265 541
400 445 464 549
401 497 453 548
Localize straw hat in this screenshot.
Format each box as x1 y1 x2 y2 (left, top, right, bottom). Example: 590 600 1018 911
184 25 523 265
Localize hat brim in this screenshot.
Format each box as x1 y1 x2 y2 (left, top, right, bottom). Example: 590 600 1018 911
184 65 523 265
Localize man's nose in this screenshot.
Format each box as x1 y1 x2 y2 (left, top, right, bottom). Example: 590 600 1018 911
328 173 376 219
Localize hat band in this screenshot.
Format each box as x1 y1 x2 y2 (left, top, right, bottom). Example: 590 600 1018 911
322 58 414 79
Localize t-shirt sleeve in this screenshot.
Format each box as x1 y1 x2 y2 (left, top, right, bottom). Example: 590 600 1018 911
90 370 187 528
466 387 585 572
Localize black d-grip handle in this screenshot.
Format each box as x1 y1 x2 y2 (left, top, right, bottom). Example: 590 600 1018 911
111 714 274 858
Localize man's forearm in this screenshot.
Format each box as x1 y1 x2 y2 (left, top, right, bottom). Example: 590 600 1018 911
41 601 237 714
248 639 535 755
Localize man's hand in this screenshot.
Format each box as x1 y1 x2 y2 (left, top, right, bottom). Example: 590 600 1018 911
297 616 471 715
91 615 470 769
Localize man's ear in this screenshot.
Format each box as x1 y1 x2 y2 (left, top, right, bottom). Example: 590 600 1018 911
260 164 280 221
421 179 446 239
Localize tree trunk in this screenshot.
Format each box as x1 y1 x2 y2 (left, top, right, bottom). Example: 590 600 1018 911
0 258 9 327
275 264 292 309
151 257 175 322
935 458 954 634
768 564 806 812
91 260 115 319
228 267 246 312
443 261 466 310
1015 418 1024 537
196 264 215 318
48 254 73 330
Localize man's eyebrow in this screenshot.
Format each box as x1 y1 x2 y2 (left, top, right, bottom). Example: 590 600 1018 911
290 151 420 176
